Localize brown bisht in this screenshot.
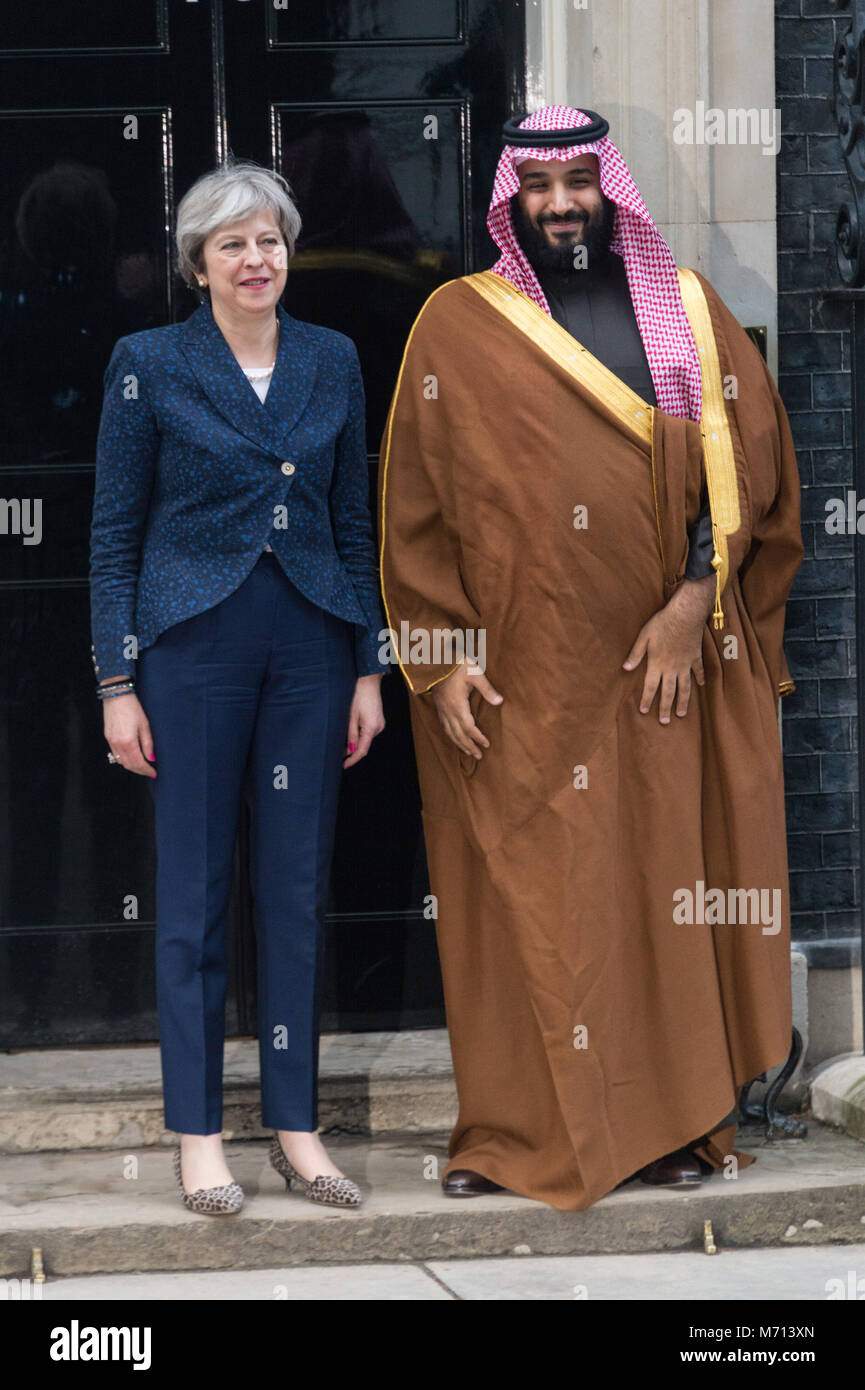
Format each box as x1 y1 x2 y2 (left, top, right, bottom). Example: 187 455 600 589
378 267 803 1210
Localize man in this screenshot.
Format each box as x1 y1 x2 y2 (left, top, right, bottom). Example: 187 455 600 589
378 106 802 1210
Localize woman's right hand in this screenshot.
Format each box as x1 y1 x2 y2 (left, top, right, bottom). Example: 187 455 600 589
101 683 157 777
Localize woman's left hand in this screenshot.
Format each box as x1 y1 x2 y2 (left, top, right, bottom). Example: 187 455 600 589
343 674 386 767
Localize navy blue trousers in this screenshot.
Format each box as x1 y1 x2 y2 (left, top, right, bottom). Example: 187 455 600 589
137 552 356 1135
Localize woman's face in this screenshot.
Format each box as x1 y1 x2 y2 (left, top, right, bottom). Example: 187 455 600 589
199 208 288 317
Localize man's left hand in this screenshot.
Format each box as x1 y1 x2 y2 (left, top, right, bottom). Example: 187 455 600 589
622 575 716 724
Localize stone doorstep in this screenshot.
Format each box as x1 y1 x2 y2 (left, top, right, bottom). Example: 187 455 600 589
0 1032 459 1154
1 1127 864 1279
0 1022 835 1157
810 1053 865 1144
1 956 814 1156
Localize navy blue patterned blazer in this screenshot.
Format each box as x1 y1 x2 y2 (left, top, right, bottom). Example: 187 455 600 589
89 298 387 680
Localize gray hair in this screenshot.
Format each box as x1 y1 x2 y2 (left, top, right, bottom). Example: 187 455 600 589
175 158 302 295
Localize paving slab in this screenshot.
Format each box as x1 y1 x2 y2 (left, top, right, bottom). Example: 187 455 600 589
29 1263 453 1300
427 1244 865 1301
20 1244 865 1301
1 1126 864 1279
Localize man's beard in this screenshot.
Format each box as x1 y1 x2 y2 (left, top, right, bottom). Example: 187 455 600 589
510 193 617 276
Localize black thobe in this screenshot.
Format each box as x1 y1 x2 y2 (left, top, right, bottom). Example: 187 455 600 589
536 254 715 578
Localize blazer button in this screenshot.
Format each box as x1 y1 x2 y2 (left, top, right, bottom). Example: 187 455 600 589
281 461 295 476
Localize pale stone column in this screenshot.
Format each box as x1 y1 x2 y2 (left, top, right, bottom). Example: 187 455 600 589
524 0 779 373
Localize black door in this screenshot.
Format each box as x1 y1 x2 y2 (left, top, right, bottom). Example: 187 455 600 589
0 0 525 1046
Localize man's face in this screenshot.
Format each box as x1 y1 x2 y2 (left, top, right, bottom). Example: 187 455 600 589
511 153 616 274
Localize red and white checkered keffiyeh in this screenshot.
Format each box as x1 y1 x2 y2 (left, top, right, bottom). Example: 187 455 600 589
488 105 702 420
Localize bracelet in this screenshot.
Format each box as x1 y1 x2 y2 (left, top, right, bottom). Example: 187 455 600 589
97 680 136 700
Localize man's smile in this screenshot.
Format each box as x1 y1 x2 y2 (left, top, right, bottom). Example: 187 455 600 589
541 217 585 233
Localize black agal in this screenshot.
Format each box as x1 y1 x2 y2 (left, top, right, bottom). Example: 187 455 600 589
501 111 610 147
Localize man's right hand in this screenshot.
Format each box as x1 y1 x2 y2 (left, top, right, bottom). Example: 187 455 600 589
101 680 157 778
430 661 503 760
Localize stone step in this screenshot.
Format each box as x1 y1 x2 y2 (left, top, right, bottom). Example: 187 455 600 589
0 1032 458 1154
1 1127 864 1278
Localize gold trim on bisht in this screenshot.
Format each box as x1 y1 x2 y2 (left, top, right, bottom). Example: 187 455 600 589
468 267 745 632
464 271 655 449
378 279 467 695
677 268 742 630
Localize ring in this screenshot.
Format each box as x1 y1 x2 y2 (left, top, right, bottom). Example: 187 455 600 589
107 752 120 764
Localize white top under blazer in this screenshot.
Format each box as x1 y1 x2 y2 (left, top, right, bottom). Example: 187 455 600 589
243 364 275 552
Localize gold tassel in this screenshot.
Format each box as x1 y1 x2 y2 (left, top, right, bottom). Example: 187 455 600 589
711 522 724 630
711 557 724 630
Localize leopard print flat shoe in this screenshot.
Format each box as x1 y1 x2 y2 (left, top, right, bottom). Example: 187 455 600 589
268 1133 362 1208
173 1145 244 1215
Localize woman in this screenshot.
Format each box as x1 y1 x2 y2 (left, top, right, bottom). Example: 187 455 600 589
89 159 387 1215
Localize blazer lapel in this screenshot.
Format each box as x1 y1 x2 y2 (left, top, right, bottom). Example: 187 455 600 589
178 299 318 456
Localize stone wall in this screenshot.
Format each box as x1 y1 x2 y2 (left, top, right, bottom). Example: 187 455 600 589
776 0 857 947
